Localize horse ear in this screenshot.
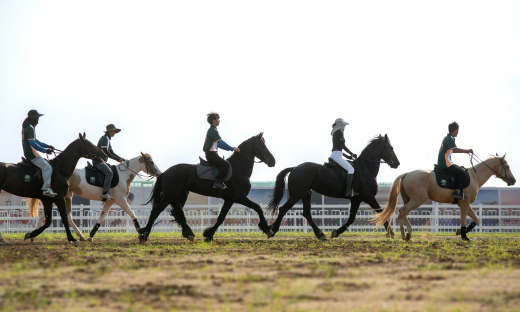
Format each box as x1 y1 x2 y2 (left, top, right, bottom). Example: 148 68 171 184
259 132 264 137
384 133 388 141
141 152 145 156
503 153 506 159
83 132 86 139
496 153 499 156
78 133 83 140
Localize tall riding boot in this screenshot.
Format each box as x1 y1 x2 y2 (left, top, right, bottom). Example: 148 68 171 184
346 174 358 197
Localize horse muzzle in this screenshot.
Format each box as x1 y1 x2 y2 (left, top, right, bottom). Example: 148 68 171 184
508 178 516 186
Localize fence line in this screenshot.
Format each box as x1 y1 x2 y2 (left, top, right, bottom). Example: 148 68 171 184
0 203 519 235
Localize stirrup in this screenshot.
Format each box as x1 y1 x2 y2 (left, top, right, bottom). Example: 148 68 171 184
452 190 464 200
43 189 57 197
101 192 113 201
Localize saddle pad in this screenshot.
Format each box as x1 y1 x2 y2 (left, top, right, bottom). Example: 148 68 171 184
17 163 43 186
324 160 357 195
196 161 232 182
85 165 119 188
434 165 471 189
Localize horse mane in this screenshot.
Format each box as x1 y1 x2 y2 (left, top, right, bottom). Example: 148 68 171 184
49 138 81 165
358 135 385 159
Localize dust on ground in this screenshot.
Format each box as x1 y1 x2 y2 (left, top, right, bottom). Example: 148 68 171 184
1 232 520 312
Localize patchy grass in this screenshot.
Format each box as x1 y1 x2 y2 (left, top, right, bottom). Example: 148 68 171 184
0 232 519 311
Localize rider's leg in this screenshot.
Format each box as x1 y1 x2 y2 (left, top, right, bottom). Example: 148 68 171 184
446 164 466 199
330 151 357 196
205 151 228 188
94 162 113 199
30 156 55 196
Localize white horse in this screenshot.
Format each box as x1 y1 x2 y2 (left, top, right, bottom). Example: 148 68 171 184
28 152 161 242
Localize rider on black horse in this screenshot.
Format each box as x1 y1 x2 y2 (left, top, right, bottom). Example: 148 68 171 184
21 110 57 197
437 121 473 200
93 124 127 200
203 112 240 189
330 118 358 197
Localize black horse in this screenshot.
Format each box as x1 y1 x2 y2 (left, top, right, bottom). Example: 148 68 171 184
267 134 400 240
138 133 276 242
0 133 106 244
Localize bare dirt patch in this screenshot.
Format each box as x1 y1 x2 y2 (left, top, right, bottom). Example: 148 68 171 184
0 232 520 311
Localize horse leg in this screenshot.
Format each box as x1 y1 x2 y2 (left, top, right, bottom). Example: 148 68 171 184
54 197 79 245
65 192 86 241
458 201 471 241
203 200 234 242
115 197 139 232
25 200 53 240
365 197 394 238
235 196 274 238
331 199 361 239
30 210 46 242
300 191 326 240
88 201 113 242
138 196 172 243
398 199 424 241
0 232 8 244
270 197 301 236
456 205 479 236
170 193 195 241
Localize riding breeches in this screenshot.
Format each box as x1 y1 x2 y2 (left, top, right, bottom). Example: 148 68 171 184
330 151 354 174
205 151 228 180
30 156 52 190
446 164 466 190
94 162 113 192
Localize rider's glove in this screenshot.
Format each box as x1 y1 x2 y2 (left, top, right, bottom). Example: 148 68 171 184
45 149 53 154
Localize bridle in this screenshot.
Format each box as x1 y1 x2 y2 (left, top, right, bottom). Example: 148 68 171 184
118 156 157 181
470 153 511 184
48 139 103 168
238 138 271 164
349 141 397 166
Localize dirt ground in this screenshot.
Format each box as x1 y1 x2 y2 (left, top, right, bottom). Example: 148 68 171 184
0 232 519 312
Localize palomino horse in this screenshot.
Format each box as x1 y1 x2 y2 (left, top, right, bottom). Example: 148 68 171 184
267 134 400 240
138 133 276 242
29 153 161 242
374 155 516 241
0 134 106 245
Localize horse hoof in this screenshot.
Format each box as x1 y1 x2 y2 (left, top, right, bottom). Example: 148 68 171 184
266 229 275 238
318 234 327 241
24 233 31 241
455 229 461 236
87 237 93 243
70 240 80 247
406 233 412 241
30 237 35 242
462 236 470 242
187 235 195 242
139 233 149 243
331 230 338 239
204 236 214 243
79 236 87 242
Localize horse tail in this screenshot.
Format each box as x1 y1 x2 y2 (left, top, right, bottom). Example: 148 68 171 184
267 167 294 214
28 198 41 217
373 173 406 227
145 172 164 207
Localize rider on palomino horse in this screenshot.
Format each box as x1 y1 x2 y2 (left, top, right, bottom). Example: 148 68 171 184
203 112 240 189
330 118 358 197
438 121 473 200
93 124 127 201
21 110 57 197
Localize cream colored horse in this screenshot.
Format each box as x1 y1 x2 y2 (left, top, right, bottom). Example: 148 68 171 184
374 155 516 241
27 153 161 242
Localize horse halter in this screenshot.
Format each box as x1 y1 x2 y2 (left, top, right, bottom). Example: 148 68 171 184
118 156 157 180
238 138 271 164
472 153 511 184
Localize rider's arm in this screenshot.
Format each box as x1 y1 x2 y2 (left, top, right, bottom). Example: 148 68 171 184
102 147 122 161
452 148 473 154
217 139 234 151
34 139 48 149
28 139 48 153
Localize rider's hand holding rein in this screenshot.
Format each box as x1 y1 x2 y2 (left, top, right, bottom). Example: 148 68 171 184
234 147 240 153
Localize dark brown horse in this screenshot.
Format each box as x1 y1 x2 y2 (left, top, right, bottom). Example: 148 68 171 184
0 133 106 245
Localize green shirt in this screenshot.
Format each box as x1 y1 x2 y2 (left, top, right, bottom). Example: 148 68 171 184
21 125 39 161
437 133 457 168
93 135 111 166
203 126 222 152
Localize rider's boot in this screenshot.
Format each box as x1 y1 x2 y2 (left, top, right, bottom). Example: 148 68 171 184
101 191 113 201
212 179 224 189
43 188 57 197
452 189 464 200
346 174 358 197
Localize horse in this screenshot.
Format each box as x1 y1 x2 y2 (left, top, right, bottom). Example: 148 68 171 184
374 154 516 241
0 133 106 245
138 133 276 242
267 134 400 240
28 152 161 242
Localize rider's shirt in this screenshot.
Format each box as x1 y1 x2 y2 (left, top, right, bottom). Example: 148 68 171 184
94 135 120 165
21 125 41 161
332 130 348 152
203 126 222 152
437 133 457 168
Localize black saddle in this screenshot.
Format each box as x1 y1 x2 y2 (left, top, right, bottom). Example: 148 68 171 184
85 162 119 188
324 158 354 190
17 157 44 186
197 157 232 182
433 164 470 190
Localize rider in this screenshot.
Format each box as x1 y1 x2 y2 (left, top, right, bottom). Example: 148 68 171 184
93 124 127 200
437 121 473 200
21 110 57 197
330 118 358 197
203 112 240 189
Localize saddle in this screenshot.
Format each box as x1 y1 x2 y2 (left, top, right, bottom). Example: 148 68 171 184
433 164 471 190
17 157 44 186
324 158 354 190
85 162 119 188
197 157 232 182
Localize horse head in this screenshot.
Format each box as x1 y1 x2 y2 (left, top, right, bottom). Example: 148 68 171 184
139 152 161 177
254 132 276 167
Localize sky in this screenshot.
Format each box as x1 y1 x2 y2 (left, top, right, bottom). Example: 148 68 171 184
0 1 519 188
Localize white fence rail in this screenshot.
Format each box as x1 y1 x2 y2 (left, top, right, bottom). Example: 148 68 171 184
0 204 519 235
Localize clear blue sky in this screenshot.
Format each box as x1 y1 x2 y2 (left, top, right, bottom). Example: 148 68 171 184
1 1 519 187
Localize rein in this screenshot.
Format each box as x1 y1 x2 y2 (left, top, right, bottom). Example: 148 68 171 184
470 153 509 182
118 159 156 181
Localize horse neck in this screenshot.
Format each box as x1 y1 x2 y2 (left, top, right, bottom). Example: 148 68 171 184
120 156 143 180
51 145 82 178
356 143 382 177
228 140 255 177
473 158 501 188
